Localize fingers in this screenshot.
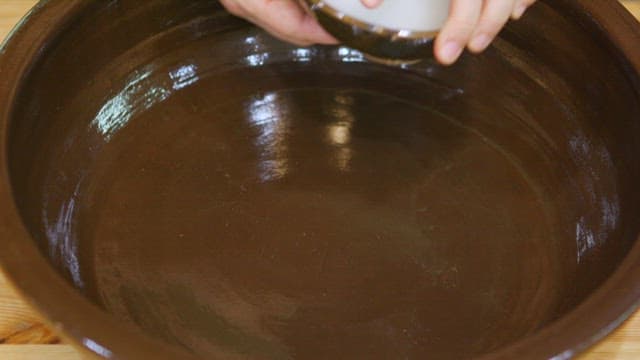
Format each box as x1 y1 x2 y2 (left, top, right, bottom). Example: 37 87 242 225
512 0 536 19
468 0 515 53
434 0 483 65
220 0 337 46
219 0 535 65
360 0 383 8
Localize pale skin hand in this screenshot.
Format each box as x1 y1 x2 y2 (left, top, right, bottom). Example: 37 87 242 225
363 0 537 65
219 0 535 65
219 0 338 46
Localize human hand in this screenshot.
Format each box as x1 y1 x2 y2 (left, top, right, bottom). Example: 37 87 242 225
219 1 535 65
219 0 337 46
362 0 537 65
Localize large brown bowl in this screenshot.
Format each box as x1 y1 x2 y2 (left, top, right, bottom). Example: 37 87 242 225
1 1 640 359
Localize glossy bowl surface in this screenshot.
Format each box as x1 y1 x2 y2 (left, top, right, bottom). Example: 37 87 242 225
1 1 640 359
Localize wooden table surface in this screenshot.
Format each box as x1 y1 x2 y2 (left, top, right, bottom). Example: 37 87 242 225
1 1 640 359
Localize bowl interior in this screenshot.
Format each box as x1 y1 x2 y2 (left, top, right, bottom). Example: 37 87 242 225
7 1 640 359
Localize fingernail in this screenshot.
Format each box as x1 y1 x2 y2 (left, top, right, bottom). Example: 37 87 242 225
361 0 382 8
440 41 463 64
470 34 491 52
513 4 527 19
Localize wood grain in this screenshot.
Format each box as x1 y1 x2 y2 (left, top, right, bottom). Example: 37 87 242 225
0 272 46 342
0 1 36 42
624 1 640 17
0 345 84 360
0 1 639 359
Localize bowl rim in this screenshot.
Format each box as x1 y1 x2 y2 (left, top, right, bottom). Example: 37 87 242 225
0 1 639 359
301 0 440 40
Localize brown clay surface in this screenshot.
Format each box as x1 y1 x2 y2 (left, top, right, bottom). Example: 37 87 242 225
1 1 640 359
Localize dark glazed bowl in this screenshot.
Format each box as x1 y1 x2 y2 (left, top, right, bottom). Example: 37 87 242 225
1 1 640 359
